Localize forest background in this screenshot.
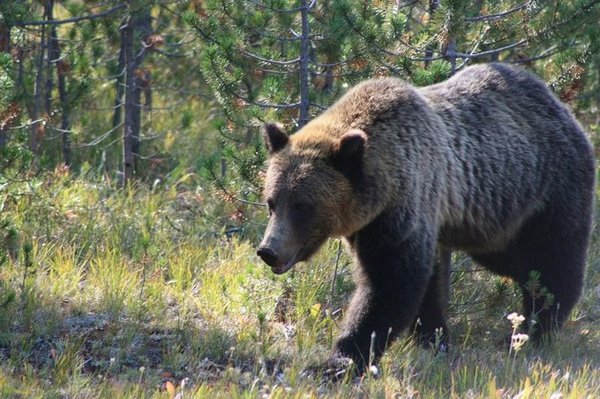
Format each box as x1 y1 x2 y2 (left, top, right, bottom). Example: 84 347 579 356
0 0 599 397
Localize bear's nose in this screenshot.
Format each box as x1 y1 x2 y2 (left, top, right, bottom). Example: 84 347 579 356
257 247 278 267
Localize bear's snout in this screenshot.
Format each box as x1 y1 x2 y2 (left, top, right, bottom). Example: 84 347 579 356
257 247 279 267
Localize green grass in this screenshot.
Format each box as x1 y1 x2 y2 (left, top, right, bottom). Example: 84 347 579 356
0 170 598 398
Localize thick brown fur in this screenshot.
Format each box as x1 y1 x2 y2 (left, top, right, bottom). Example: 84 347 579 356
257 63 595 372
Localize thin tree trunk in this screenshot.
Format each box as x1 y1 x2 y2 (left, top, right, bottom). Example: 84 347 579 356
44 0 55 115
445 37 457 75
122 7 151 183
30 7 48 154
424 0 440 68
131 12 151 173
0 22 11 147
143 70 152 112
298 0 311 128
51 25 71 166
131 77 142 168
122 17 135 184
113 28 126 130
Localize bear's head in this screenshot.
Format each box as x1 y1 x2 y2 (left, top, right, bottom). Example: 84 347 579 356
257 123 368 274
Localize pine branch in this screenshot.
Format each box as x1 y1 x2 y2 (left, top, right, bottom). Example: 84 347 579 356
466 1 533 22
246 0 316 13
206 56 300 110
242 50 300 66
337 9 406 70
252 30 303 42
13 4 126 27
454 26 490 70
312 59 351 68
77 122 123 148
453 39 528 59
310 102 327 110
531 0 600 42
510 45 561 64
255 67 298 75
408 54 446 62
411 38 528 62
152 48 187 58
209 164 266 207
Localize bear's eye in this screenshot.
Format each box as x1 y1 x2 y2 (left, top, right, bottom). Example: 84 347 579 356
267 199 275 216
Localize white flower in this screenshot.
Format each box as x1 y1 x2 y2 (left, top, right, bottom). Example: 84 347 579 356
507 312 526 329
511 333 529 352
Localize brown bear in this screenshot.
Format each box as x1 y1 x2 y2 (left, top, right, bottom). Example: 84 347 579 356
257 63 595 372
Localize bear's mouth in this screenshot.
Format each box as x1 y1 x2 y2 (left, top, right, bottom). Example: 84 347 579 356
270 258 296 274
270 248 303 274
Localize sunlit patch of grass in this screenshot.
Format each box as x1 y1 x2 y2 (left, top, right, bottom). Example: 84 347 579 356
87 249 139 317
38 245 86 305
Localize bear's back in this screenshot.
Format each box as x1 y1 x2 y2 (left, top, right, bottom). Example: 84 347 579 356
419 63 594 250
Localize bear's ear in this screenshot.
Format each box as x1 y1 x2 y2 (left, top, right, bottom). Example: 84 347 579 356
332 129 368 167
262 123 289 155
331 129 367 183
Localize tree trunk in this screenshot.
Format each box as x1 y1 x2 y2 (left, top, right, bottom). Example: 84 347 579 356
122 8 152 184
424 0 440 68
445 37 457 75
298 0 311 128
120 7 152 184
131 75 142 166
122 17 135 184
30 6 48 154
50 25 71 166
0 22 10 147
44 0 55 116
113 28 126 130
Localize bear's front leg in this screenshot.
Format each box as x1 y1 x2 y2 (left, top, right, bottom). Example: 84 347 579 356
334 223 436 372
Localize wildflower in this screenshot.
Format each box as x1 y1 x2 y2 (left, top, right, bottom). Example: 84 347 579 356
368 365 379 377
180 377 189 391
510 333 529 352
507 312 526 330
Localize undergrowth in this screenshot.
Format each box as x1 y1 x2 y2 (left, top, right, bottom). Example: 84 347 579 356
0 168 598 398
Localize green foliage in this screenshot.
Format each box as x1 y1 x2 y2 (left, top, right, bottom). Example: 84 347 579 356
412 60 453 86
0 3 28 25
2 0 598 197
524 270 556 315
0 53 13 109
185 0 600 203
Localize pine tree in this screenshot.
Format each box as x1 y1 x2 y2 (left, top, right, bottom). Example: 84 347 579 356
186 0 600 212
0 1 32 175
184 0 414 200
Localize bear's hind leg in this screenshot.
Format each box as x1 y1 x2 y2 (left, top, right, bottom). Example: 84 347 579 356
412 247 451 351
515 202 591 341
475 204 590 342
